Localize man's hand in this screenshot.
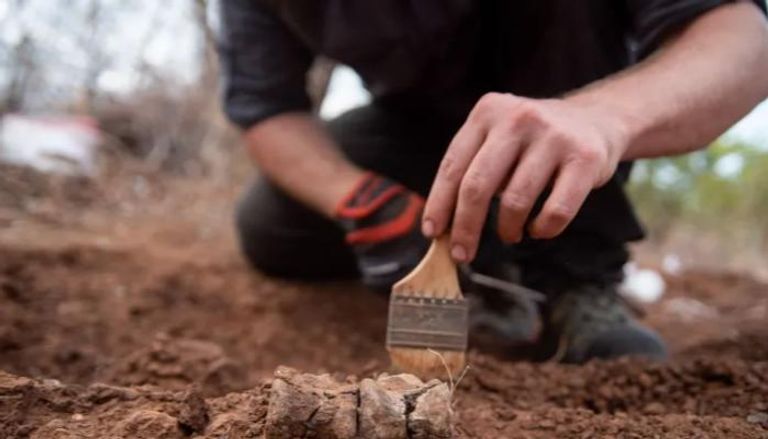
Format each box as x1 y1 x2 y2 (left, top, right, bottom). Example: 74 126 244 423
336 173 429 292
423 1 768 263
422 93 628 263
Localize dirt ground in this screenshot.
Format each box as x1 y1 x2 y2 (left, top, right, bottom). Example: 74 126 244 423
1 165 767 438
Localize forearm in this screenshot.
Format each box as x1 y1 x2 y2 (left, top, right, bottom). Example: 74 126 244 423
244 113 364 217
569 1 768 159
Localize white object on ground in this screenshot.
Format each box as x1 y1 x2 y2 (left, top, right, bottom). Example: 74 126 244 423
620 262 666 304
662 253 683 275
319 65 372 120
0 114 101 176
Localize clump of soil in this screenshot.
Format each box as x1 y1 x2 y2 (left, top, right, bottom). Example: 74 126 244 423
266 367 452 438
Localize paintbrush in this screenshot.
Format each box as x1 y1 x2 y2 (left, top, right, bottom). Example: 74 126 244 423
386 234 468 379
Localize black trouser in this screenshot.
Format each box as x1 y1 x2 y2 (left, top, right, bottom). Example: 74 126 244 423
235 102 645 292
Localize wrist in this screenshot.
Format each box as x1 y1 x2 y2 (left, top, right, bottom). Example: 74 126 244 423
567 79 666 162
565 93 643 162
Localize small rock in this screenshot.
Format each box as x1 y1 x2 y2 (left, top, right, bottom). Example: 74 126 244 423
495 407 517 422
358 378 408 439
408 382 453 439
746 412 768 428
537 419 556 429
265 367 357 439
643 402 666 415
113 410 183 439
178 390 210 434
85 383 139 404
376 373 425 392
637 373 654 388
265 378 320 438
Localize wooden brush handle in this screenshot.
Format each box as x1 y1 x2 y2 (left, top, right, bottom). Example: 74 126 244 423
392 235 462 299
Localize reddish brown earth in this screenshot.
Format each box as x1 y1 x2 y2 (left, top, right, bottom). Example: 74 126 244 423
1 165 767 438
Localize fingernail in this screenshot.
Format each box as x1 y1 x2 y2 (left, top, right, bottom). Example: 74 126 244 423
422 219 435 237
451 244 468 262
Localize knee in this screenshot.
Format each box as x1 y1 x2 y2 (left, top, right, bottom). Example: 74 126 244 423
234 187 274 274
233 179 357 280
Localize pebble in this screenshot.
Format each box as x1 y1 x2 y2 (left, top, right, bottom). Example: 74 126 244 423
746 412 768 427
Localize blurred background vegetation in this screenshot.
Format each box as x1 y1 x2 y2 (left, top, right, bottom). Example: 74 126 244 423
629 138 768 272
0 0 766 271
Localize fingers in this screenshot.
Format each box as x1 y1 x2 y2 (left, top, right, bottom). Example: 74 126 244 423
450 132 523 261
529 162 594 239
424 93 610 261
422 120 485 239
496 146 558 243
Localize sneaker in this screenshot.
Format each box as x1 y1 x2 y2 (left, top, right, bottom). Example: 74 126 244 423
461 263 544 346
542 284 667 363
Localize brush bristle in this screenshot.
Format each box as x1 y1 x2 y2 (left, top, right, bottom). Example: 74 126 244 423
388 346 466 380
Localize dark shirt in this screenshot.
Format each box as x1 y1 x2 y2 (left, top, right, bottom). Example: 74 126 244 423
218 0 767 129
